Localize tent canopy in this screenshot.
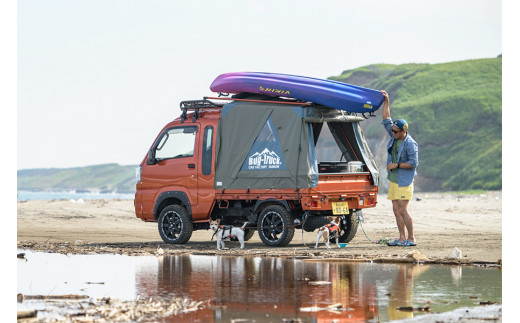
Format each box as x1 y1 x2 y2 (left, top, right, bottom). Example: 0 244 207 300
214 96 379 190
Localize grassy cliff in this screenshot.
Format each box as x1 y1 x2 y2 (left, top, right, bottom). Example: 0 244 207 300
330 57 502 190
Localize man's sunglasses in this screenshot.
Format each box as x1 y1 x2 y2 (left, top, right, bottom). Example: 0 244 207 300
391 129 403 134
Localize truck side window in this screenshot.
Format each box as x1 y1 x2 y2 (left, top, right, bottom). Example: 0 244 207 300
155 126 197 160
202 126 213 175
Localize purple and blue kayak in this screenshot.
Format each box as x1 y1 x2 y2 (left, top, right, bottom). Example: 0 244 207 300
210 72 385 113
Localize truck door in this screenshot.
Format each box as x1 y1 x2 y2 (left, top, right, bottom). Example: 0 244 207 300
191 125 215 220
141 125 199 218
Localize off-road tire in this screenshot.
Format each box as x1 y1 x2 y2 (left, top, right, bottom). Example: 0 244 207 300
302 215 331 232
257 205 295 247
230 228 255 242
332 210 359 243
243 229 255 241
158 205 193 244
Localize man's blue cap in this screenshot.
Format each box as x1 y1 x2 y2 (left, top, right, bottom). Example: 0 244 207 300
393 119 408 131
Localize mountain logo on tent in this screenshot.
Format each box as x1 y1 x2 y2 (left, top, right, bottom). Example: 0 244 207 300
248 148 283 170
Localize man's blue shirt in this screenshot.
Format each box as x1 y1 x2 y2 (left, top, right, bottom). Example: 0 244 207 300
382 118 419 187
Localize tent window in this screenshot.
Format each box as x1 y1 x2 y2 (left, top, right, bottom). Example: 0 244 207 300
241 117 287 171
315 123 342 161
257 118 276 142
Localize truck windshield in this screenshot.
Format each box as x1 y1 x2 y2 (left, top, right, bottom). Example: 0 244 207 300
155 126 197 160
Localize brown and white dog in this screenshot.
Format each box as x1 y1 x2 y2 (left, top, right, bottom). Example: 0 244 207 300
209 219 248 250
314 216 342 249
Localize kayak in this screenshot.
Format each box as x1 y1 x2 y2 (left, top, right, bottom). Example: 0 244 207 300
210 72 385 113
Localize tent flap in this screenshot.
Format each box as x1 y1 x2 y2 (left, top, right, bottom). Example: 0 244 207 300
215 100 318 190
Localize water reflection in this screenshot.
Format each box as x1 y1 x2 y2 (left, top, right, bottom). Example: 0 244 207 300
135 256 500 322
18 252 501 322
386 264 430 320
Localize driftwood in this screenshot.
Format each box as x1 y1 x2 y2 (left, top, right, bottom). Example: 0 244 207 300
16 294 206 321
396 305 431 312
17 310 37 319
17 293 89 302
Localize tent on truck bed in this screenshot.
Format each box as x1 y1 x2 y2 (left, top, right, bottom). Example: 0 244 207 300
214 95 379 190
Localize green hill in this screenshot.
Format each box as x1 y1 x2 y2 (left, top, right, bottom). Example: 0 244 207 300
17 163 137 193
330 57 502 191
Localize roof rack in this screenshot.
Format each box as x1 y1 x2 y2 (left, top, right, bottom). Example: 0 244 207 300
179 99 223 123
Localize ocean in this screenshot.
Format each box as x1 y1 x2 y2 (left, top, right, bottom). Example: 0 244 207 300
17 190 135 201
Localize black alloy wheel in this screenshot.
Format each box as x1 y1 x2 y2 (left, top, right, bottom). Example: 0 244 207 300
158 205 193 244
257 205 295 247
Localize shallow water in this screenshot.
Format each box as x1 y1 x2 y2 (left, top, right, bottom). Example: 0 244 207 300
17 251 501 322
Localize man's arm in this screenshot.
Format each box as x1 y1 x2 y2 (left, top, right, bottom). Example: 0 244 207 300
381 90 390 120
387 141 419 171
387 162 413 171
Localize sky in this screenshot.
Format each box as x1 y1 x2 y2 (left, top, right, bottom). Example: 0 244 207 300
13 0 504 170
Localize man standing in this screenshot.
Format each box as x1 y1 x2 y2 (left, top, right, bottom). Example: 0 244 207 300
381 90 419 247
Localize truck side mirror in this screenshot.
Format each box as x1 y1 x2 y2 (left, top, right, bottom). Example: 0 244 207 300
147 148 157 165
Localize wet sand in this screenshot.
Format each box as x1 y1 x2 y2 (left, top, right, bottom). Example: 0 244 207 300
17 192 502 263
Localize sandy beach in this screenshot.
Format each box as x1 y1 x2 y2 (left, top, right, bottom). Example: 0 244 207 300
17 191 502 263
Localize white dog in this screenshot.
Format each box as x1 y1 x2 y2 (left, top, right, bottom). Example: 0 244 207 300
314 216 341 249
210 219 248 250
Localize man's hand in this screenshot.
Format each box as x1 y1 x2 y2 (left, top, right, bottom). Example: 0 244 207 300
387 162 412 171
387 163 398 171
381 90 390 119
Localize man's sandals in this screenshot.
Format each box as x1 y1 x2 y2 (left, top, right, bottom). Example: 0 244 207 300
386 239 417 247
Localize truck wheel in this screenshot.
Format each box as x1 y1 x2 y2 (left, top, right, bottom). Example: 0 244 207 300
257 205 295 247
230 228 255 242
302 215 331 232
243 229 255 241
333 210 360 243
232 228 254 242
158 205 193 244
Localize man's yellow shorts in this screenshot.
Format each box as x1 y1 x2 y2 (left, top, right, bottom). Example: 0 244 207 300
387 181 413 200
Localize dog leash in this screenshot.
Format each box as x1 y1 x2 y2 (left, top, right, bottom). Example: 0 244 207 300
211 223 299 242
212 215 387 246
298 212 387 246
300 212 310 248
240 224 300 230
356 213 391 245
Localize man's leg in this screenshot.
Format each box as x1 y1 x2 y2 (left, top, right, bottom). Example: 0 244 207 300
396 199 415 243
392 200 407 242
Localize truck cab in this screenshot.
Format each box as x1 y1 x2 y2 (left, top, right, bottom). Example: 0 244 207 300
135 94 379 247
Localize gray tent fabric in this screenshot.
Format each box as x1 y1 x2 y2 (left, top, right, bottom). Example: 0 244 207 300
327 122 380 186
214 98 379 190
352 122 380 186
215 101 317 190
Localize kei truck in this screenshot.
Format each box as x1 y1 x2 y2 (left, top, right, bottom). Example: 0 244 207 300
134 72 385 247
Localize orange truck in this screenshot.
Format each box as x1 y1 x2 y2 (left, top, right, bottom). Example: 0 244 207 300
135 93 379 246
